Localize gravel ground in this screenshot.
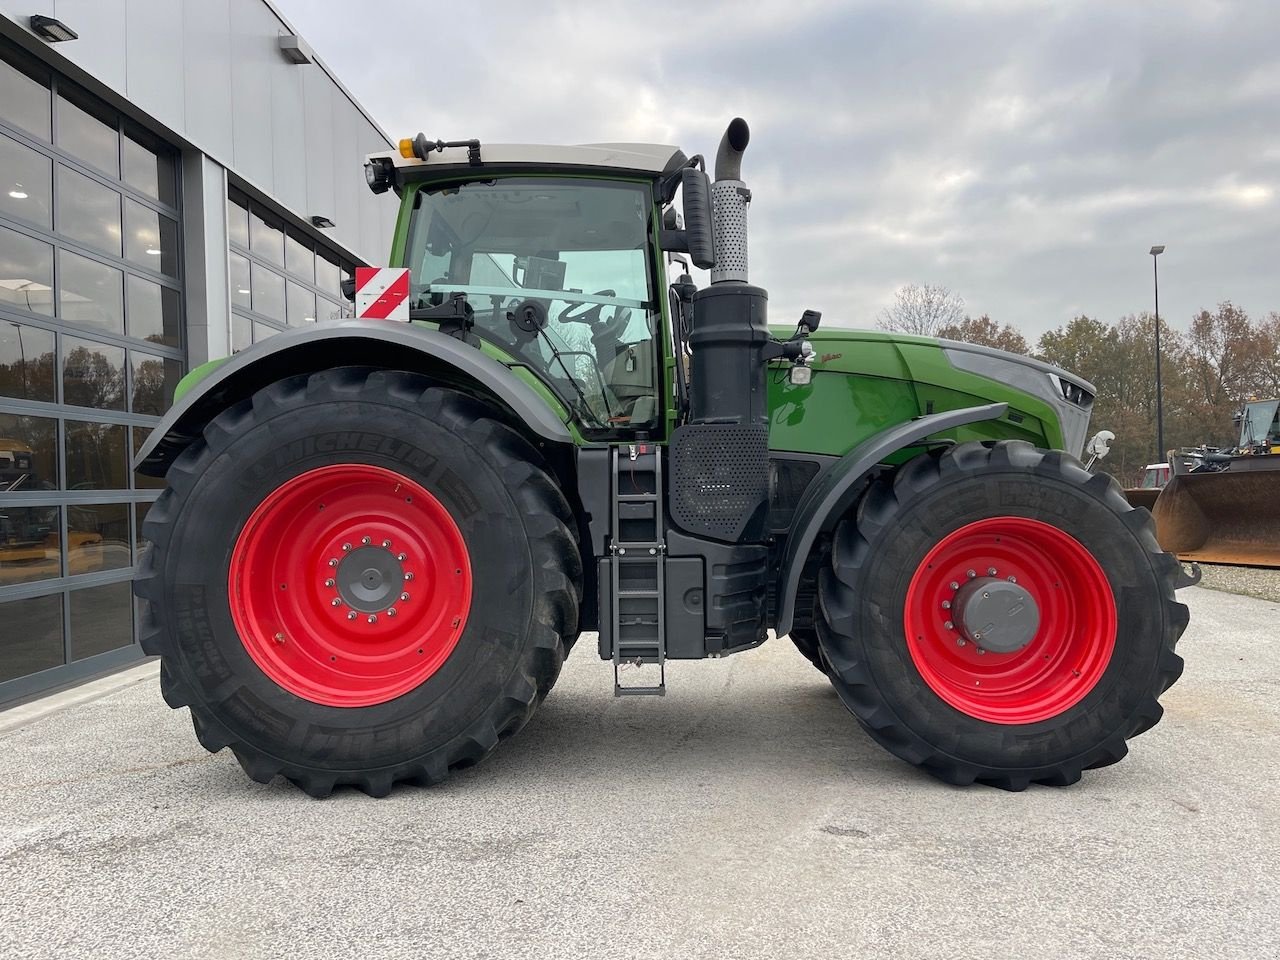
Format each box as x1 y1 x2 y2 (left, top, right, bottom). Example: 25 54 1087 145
1195 563 1280 603
1 585 1278 960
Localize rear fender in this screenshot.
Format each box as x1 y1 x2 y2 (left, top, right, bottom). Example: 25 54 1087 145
135 320 573 476
773 402 1008 635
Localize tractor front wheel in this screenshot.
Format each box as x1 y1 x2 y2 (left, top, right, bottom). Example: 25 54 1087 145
135 369 581 797
816 440 1187 790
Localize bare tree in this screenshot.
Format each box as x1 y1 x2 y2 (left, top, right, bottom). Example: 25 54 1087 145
878 283 966 337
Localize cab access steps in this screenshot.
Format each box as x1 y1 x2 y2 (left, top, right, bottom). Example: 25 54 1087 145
608 444 667 696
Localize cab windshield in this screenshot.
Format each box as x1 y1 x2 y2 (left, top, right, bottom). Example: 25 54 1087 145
405 177 659 432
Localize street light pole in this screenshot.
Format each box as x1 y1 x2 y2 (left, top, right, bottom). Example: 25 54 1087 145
1150 245 1166 460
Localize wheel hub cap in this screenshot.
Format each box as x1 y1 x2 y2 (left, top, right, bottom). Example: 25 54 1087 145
953 577 1040 653
337 546 405 612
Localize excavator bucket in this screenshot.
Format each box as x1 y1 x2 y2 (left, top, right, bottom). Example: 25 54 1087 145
1151 460 1280 567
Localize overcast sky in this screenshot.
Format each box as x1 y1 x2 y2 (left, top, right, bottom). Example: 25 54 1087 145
275 0 1278 341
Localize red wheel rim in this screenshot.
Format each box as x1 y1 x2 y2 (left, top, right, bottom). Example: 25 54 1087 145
902 517 1116 724
228 464 472 707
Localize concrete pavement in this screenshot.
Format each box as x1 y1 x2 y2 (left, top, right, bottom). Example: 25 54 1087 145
1 585 1277 959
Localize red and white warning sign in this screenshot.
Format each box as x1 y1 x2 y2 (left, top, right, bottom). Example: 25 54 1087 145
354 267 411 321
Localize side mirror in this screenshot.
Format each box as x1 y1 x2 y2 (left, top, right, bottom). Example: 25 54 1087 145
659 168 715 271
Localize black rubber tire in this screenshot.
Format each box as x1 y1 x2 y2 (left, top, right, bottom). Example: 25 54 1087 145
135 368 582 797
788 628 829 675
816 440 1187 791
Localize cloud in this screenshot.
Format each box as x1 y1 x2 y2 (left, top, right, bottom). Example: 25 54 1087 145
275 0 1280 340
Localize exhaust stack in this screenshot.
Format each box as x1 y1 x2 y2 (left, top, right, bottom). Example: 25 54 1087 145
710 118 751 284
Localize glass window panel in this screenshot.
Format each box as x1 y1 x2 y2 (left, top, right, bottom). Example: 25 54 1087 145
229 252 251 308
126 276 181 347
227 199 249 249
0 133 53 228
130 350 181 416
286 282 315 326
135 500 153 552
0 506 62 585
315 254 340 296
56 165 122 256
0 321 56 402
231 313 252 354
68 502 131 576
132 426 163 490
70 581 134 661
0 224 54 316
0 594 64 682
253 321 281 343
286 234 314 281
0 412 58 488
65 419 128 489
56 95 119 177
121 134 176 206
251 262 284 318
250 212 284 266
59 250 124 335
316 296 342 322
124 199 179 276
0 58 51 141
62 337 125 410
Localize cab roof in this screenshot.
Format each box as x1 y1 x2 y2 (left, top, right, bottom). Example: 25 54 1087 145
368 140 687 180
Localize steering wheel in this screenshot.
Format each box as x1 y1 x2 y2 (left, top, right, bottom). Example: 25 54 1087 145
557 289 615 327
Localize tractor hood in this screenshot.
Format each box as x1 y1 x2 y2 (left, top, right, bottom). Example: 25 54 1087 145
766 327 1096 458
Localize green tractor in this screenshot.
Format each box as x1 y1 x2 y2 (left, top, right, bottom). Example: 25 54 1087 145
134 119 1189 796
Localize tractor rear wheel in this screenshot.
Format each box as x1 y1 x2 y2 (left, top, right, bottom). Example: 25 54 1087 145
135 368 581 797
816 440 1187 790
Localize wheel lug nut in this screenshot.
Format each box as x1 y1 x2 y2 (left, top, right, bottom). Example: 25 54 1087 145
1007 576 1017 583
367 614 377 624
404 572 414 582
330 598 342 607
273 632 286 645
387 608 397 617
325 579 335 588
987 567 997 576
949 581 960 591
382 540 392 549
944 620 954 630
362 536 372 546
977 647 986 656
397 553 407 562
400 592 410 602
347 611 357 621
941 600 951 610
328 558 338 567
342 543 352 552
966 569 976 579
957 637 966 647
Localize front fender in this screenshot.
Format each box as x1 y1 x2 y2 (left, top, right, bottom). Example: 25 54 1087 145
135 320 573 476
773 402 1008 635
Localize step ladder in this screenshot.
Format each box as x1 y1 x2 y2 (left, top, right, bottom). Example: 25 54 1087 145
610 444 667 696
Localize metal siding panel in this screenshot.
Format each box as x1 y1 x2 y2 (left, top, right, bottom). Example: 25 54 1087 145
50 0 127 92
228 0 275 191
328 86 359 257
356 118 382 262
181 0 233 159
301 60 334 226
123 0 183 128
269 55 306 213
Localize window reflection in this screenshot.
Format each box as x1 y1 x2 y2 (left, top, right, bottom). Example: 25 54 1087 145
250 212 284 266
56 165 122 256
0 506 62 585
56 95 120 177
59 250 124 335
126 276 181 347
132 426 163 490
65 419 128 489
316 296 342 322
227 199 249 248
286 233 314 281
67 502 130 575
0 412 58 488
315 255 340 297
0 225 54 316
230 252 251 309
124 199 179 276
121 134 176 206
251 262 284 318
0 595 64 682
63 336 126 410
130 351 181 416
0 58 51 142
286 282 315 326
70 582 134 661
0 133 53 229
231 314 252 353
0 321 56 402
